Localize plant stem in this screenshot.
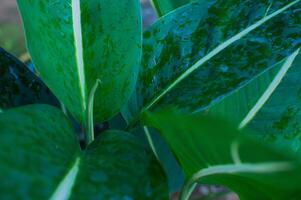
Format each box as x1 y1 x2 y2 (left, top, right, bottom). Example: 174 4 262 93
85 79 101 146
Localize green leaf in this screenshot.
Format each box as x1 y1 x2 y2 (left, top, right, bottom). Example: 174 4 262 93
143 109 301 200
0 105 168 199
150 0 196 17
133 126 185 192
0 47 59 111
17 0 142 124
208 50 301 152
126 0 301 126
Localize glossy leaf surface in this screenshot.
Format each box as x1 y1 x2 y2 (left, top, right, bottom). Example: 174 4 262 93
127 0 301 125
0 105 168 199
72 131 168 200
17 0 142 123
208 51 301 152
143 109 301 200
0 48 58 111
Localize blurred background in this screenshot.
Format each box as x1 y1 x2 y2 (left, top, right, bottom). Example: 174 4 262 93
0 0 25 56
0 0 157 58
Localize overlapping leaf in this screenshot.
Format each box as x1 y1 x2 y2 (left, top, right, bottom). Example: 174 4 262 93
0 105 168 199
208 51 301 152
0 48 58 111
125 0 301 126
143 109 301 200
17 0 142 123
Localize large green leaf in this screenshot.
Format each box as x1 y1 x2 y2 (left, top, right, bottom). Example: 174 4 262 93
150 0 195 17
208 51 301 152
0 48 59 111
143 109 301 200
125 0 301 126
0 105 168 199
17 0 142 124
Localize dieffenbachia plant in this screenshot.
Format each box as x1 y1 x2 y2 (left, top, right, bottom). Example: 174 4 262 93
0 0 300 199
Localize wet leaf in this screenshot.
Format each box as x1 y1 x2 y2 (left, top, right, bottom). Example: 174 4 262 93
126 0 301 126
17 0 142 123
0 48 58 110
0 105 168 199
208 51 301 153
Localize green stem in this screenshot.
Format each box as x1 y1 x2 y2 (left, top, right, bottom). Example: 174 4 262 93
85 79 101 146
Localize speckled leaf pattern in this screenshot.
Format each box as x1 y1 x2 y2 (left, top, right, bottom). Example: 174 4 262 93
17 0 142 123
129 0 301 124
208 53 301 153
0 48 59 110
151 0 196 16
0 105 168 199
0 105 80 199
71 131 168 200
143 109 301 200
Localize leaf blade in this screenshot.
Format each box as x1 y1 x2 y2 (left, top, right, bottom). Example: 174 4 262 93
127 0 301 125
17 0 142 123
0 48 59 110
144 0 300 112
238 49 300 129
143 109 301 199
0 105 168 199
0 105 80 199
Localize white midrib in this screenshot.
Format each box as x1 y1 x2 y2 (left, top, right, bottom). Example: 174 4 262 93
143 0 300 111
239 48 300 129
49 158 81 200
72 0 87 113
180 162 294 200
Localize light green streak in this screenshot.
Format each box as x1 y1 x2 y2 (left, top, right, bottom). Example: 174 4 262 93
72 0 87 114
231 141 241 164
239 48 300 129
50 158 80 200
86 79 101 145
180 162 294 200
60 102 68 117
143 0 300 112
143 126 159 160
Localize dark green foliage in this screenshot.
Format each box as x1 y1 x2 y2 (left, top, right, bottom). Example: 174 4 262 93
125 0 301 124
0 48 59 110
0 105 80 199
0 105 168 199
72 131 168 200
0 0 300 199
